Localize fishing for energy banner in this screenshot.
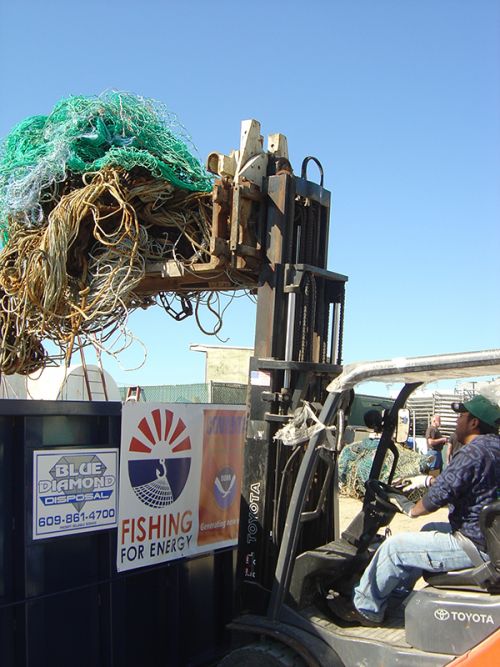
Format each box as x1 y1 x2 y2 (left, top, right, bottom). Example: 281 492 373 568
117 403 245 572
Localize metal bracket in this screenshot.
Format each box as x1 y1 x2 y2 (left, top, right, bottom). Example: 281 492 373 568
206 120 289 189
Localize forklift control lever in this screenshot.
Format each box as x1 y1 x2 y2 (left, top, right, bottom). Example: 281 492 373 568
366 479 416 516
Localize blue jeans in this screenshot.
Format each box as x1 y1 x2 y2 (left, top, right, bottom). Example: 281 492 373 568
428 448 443 471
353 523 483 622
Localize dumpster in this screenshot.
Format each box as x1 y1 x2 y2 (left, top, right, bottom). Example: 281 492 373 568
0 400 235 667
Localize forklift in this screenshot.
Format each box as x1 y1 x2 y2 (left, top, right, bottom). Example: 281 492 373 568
222 349 500 666
199 124 500 666
137 118 499 664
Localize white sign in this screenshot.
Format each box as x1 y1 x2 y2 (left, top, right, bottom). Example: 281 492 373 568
117 403 245 572
33 448 118 539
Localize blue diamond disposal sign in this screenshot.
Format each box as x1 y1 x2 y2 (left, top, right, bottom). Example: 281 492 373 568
33 448 118 539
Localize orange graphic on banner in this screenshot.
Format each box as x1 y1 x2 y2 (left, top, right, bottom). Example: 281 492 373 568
198 409 245 546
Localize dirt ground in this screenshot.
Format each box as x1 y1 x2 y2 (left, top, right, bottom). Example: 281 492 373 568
339 496 449 590
339 495 449 533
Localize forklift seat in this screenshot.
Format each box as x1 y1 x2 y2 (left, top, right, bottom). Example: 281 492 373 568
424 500 500 593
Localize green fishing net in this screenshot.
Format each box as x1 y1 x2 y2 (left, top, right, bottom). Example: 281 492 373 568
338 437 433 500
0 91 213 240
0 92 220 375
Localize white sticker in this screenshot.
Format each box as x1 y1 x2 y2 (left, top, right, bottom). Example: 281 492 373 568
33 448 118 539
250 370 271 386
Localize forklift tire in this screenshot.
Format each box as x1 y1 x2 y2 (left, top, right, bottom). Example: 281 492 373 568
218 640 307 666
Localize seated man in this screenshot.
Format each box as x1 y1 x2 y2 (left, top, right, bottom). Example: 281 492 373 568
330 391 500 626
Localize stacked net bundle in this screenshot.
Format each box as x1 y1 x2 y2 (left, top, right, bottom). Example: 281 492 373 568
0 91 212 235
0 92 217 375
338 437 433 501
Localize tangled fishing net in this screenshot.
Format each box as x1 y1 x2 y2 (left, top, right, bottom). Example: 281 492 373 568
0 92 220 375
338 436 433 501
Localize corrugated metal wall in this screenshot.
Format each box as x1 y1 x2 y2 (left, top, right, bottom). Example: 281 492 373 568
407 391 468 436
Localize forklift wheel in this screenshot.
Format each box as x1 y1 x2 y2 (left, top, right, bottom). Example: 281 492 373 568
218 640 306 666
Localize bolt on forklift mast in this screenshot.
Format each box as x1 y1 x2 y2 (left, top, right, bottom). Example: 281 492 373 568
237 155 348 615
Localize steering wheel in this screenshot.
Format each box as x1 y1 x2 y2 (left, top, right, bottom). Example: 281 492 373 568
365 479 415 514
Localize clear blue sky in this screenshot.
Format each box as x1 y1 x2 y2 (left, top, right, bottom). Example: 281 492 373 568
1 0 498 388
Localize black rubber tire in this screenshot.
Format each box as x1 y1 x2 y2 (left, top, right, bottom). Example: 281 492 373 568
218 640 307 667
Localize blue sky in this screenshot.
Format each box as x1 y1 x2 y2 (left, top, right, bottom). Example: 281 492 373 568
0 0 498 389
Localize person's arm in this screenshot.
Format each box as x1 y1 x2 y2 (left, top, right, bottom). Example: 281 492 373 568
396 447 475 518
409 498 432 518
415 447 476 518
427 435 447 447
426 426 447 448
446 441 452 465
407 474 438 517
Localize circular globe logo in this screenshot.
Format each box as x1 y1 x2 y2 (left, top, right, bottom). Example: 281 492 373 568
128 408 191 508
213 466 237 509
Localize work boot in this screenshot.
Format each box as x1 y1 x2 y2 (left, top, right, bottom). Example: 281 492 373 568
326 594 378 627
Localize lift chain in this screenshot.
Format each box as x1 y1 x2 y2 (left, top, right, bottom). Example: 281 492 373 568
158 293 193 321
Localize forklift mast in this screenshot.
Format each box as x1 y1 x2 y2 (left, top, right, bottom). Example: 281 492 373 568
140 117 348 614
237 158 347 613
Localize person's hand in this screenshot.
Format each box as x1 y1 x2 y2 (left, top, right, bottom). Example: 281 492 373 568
396 474 432 492
384 490 415 516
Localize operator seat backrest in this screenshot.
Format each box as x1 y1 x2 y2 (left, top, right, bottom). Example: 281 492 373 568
423 500 500 592
480 500 500 571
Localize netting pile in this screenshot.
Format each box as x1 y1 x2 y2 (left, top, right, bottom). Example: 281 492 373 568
338 437 433 500
0 92 215 374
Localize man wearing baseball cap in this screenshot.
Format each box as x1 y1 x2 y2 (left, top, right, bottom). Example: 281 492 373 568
329 390 500 627
451 394 500 433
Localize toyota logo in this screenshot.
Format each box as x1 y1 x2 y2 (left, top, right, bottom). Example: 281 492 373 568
434 609 450 621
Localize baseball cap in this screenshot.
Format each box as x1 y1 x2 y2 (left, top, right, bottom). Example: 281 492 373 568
451 395 500 428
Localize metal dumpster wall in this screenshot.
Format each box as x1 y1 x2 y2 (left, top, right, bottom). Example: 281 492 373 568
0 400 235 667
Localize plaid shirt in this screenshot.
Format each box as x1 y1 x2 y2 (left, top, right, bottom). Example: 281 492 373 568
422 433 500 551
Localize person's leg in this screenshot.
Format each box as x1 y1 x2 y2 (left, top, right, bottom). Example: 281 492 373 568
427 448 442 472
389 523 450 597
353 529 474 622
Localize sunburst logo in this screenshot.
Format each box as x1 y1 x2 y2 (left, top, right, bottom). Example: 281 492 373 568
127 408 192 508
